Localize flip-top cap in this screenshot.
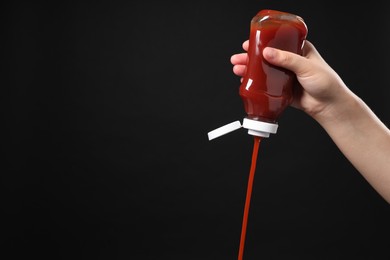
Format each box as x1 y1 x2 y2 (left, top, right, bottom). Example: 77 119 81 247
207 121 242 140
207 118 279 140
242 118 278 138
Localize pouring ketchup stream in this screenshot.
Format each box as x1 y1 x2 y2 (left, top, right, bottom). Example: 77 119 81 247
238 136 261 260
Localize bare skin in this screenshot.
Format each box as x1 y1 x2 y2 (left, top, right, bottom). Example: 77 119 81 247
231 40 390 203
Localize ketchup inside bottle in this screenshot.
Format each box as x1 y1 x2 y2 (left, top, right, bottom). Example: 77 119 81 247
237 10 308 260
239 9 308 123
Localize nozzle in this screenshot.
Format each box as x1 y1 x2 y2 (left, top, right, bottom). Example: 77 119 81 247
242 118 278 138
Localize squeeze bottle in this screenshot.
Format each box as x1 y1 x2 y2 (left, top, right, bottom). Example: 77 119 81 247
208 9 308 140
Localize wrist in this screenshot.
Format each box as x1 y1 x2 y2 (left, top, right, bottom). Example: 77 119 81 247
311 88 362 129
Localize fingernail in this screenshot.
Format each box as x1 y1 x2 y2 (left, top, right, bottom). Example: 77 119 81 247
263 47 276 59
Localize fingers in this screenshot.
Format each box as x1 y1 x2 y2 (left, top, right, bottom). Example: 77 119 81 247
262 40 323 75
242 40 249 51
232 65 246 77
231 52 248 77
230 53 247 65
232 40 320 78
228 40 249 77
230 40 249 66
262 46 311 76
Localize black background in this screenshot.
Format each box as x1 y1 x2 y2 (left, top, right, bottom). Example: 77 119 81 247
3 1 390 259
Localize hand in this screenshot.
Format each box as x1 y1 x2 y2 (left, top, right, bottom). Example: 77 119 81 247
230 40 351 120
232 39 390 203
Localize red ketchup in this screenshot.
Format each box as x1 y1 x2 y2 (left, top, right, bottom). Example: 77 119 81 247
207 10 308 259
236 10 308 260
240 9 308 138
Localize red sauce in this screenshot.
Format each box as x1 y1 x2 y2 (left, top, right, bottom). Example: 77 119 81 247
237 10 308 259
238 136 261 260
239 9 308 123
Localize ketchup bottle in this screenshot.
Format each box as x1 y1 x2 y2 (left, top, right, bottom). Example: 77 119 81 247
206 9 309 260
207 9 308 140
240 9 308 137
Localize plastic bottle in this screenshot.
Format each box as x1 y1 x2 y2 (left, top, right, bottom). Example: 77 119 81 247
207 9 308 140
240 9 308 137
207 10 309 260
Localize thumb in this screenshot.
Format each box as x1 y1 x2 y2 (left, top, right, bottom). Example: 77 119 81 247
263 47 310 76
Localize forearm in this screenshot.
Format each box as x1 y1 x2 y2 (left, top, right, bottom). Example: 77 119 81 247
314 89 390 203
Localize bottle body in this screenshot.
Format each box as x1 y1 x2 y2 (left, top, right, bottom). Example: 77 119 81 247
239 10 308 123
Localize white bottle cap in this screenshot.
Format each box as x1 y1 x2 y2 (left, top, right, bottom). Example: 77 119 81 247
207 120 242 140
242 118 278 138
207 118 278 140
